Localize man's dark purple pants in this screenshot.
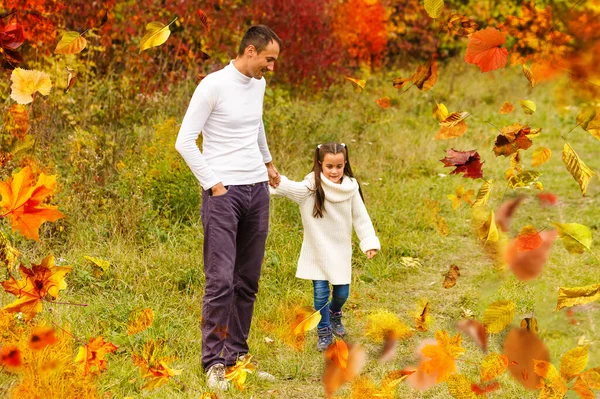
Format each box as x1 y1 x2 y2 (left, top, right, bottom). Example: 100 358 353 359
200 182 270 370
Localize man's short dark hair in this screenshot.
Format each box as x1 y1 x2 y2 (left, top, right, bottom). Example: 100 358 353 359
238 25 282 56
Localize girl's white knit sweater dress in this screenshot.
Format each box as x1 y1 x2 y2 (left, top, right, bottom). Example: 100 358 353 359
270 172 380 285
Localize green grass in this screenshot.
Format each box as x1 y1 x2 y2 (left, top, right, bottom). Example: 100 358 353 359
1 59 599 398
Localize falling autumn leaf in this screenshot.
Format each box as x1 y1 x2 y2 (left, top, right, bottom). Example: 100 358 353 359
132 340 182 390
29 325 58 350
482 300 515 334
447 185 474 209
323 343 366 398
433 102 449 122
446 13 478 36
503 328 550 390
493 123 537 157
291 306 322 336
1 255 72 321
456 319 487 351
522 64 535 87
576 107 597 131
447 374 478 399
562 142 595 196
440 149 484 179
375 97 391 109
424 0 444 18
75 336 118 375
478 210 499 244
54 31 87 54
533 360 568 398
499 101 514 114
393 58 438 92
442 264 460 288
508 170 542 189
326 339 349 370
415 300 432 332
552 222 593 255
420 330 466 383
505 230 557 281
556 283 600 310
127 308 155 336
538 192 558 206
464 28 509 72
0 166 65 241
10 68 52 104
519 100 536 115
435 111 470 140
481 353 509 382
226 354 256 391
0 22 25 50
0 344 22 367
471 179 493 208
532 147 551 167
560 346 588 382
139 18 177 53
515 225 542 252
345 76 366 93
65 66 77 93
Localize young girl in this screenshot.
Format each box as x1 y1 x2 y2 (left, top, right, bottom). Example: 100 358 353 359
271 142 380 351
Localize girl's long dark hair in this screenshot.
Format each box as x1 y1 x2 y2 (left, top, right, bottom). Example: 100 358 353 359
312 142 364 218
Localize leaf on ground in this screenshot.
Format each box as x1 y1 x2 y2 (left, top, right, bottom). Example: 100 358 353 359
0 231 20 274
10 68 52 104
365 309 412 342
562 142 595 196
560 346 588 382
420 330 465 383
139 19 176 53
482 300 515 334
5 103 29 140
532 147 551 167
481 353 509 382
519 100 536 115
495 196 523 232
552 222 592 255
515 225 542 252
127 308 155 336
75 336 118 375
345 77 366 93
503 328 550 390
54 31 86 54
499 101 514 114
1 255 72 321
442 264 460 288
446 13 478 36
291 306 322 336
447 374 478 399
83 255 110 272
132 340 182 391
478 210 499 244
464 28 508 72
440 148 484 179
456 319 487 351
29 325 57 350
505 230 557 281
472 180 493 208
415 300 432 332
556 283 600 310
424 0 444 18
0 166 65 241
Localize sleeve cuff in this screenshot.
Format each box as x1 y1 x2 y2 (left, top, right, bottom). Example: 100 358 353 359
359 236 381 253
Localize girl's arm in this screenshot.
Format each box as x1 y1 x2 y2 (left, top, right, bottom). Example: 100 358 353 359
351 191 381 253
269 175 312 205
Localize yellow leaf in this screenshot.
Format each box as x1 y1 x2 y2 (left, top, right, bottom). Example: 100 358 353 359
519 100 536 115
562 142 595 196
424 0 444 18
435 112 470 140
472 180 492 207
225 355 255 391
552 222 593 255
580 369 600 389
532 147 551 167
139 18 177 53
447 374 478 399
520 317 539 334
478 210 499 243
420 331 465 383
345 76 366 93
482 300 515 334
291 306 321 336
433 102 449 121
83 255 110 272
54 31 87 54
508 170 541 188
0 231 20 274
556 283 600 310
522 64 535 87
576 107 597 130
447 185 473 210
560 346 588 382
365 309 412 342
481 353 509 382
533 360 568 399
127 308 155 336
10 68 52 104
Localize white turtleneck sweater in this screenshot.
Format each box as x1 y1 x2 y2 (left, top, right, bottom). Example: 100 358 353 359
175 61 273 190
270 172 381 285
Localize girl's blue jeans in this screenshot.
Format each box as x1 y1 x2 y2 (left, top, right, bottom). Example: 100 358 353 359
313 280 350 330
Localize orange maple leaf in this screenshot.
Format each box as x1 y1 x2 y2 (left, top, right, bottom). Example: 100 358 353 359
419 330 466 383
1 255 72 321
464 28 509 72
75 336 118 375
0 166 64 241
132 340 182 390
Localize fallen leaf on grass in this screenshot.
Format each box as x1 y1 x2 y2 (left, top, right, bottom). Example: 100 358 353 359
442 264 460 288
127 308 155 336
75 336 118 375
375 97 391 108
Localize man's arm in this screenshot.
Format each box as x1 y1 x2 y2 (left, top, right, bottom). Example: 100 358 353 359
175 85 222 191
258 120 280 187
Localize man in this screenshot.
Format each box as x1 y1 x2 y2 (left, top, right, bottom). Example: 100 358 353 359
175 25 281 389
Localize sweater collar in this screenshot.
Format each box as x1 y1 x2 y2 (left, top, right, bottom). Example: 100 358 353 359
305 172 359 202
227 60 253 84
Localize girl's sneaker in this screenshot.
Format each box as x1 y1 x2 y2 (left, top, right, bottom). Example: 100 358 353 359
330 310 346 337
316 326 333 351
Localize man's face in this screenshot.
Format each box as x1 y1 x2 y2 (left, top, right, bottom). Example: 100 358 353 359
247 40 280 79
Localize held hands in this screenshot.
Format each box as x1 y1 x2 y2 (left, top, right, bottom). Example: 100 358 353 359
366 249 378 259
266 162 281 188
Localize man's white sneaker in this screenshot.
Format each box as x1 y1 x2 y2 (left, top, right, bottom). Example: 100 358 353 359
206 363 229 390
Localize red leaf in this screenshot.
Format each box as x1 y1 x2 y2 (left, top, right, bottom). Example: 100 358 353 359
0 344 22 367
440 149 484 179
537 192 557 206
0 22 25 50
464 28 509 72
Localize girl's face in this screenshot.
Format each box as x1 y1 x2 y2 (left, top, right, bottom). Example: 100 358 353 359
321 152 346 184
